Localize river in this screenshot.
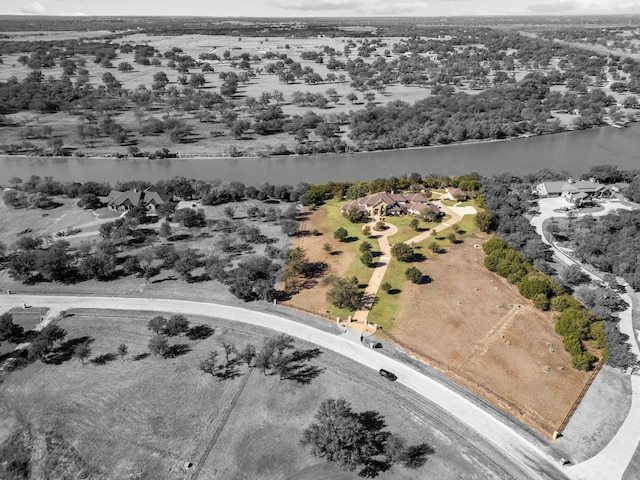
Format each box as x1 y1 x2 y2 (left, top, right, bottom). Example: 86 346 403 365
1 123 639 185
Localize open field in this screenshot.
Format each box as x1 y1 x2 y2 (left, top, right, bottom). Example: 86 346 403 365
386 232 592 435
0 309 509 479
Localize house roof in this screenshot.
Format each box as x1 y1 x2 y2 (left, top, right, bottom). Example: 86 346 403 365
538 182 565 195
106 189 171 207
109 190 141 206
404 193 428 203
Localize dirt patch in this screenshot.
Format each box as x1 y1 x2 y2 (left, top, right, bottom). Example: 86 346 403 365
388 233 591 436
281 206 362 318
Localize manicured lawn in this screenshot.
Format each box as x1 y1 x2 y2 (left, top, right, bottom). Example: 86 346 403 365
440 198 476 207
366 258 408 331
386 215 451 244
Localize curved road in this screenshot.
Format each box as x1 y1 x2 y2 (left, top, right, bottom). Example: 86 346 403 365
1 294 569 480
531 197 640 480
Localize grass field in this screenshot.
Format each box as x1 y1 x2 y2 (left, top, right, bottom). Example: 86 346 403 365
386 229 592 435
0 309 504 480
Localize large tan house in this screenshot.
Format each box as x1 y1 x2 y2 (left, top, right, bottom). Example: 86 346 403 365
341 191 440 217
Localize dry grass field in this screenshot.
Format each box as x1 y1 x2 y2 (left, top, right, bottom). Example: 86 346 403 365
0 309 506 480
388 234 592 435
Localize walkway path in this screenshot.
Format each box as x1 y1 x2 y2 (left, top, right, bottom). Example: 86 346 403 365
351 200 477 324
531 197 640 479
0 293 568 480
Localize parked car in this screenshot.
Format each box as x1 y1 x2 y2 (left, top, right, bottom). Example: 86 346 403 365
378 369 397 381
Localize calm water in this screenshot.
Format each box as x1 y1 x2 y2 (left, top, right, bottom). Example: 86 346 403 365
1 124 639 185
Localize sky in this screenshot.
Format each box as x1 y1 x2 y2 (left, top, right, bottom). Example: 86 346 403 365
3 0 640 17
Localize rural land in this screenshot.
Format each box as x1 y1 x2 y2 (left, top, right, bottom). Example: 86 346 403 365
1 14 640 480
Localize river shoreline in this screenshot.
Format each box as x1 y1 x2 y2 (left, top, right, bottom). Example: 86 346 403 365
0 121 630 163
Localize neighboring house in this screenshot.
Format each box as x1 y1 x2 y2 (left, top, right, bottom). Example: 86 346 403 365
104 186 172 212
535 180 609 206
341 191 439 217
446 187 469 202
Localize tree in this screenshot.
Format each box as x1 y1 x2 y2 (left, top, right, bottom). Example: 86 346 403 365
0 313 23 343
239 343 256 366
474 210 492 232
301 398 390 476
333 227 348 242
9 177 22 189
362 225 371 237
359 241 372 252
199 350 220 376
148 335 169 356
410 218 420 231
405 266 422 284
165 314 190 337
159 221 172 239
360 250 374 267
281 219 298 236
147 315 167 335
381 282 392 292
118 343 128 361
118 62 133 72
327 276 361 310
562 264 589 286
74 341 92 365
391 243 414 262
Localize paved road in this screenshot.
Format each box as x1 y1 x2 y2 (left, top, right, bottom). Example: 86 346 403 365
531 197 640 480
0 294 569 480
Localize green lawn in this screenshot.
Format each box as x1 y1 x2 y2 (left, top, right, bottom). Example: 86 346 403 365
440 198 476 207
386 215 451 244
366 258 408 331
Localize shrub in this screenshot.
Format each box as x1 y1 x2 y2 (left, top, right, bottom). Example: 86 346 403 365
381 282 392 292
532 293 550 310
405 266 422 284
391 243 414 262
571 351 595 371
550 294 582 312
333 227 348 242
562 334 584 356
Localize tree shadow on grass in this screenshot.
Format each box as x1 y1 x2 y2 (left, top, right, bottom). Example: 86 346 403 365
133 352 150 361
187 325 215 340
46 336 94 365
91 353 117 365
163 344 191 358
388 288 402 295
306 261 328 278
216 361 242 381
281 348 324 384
